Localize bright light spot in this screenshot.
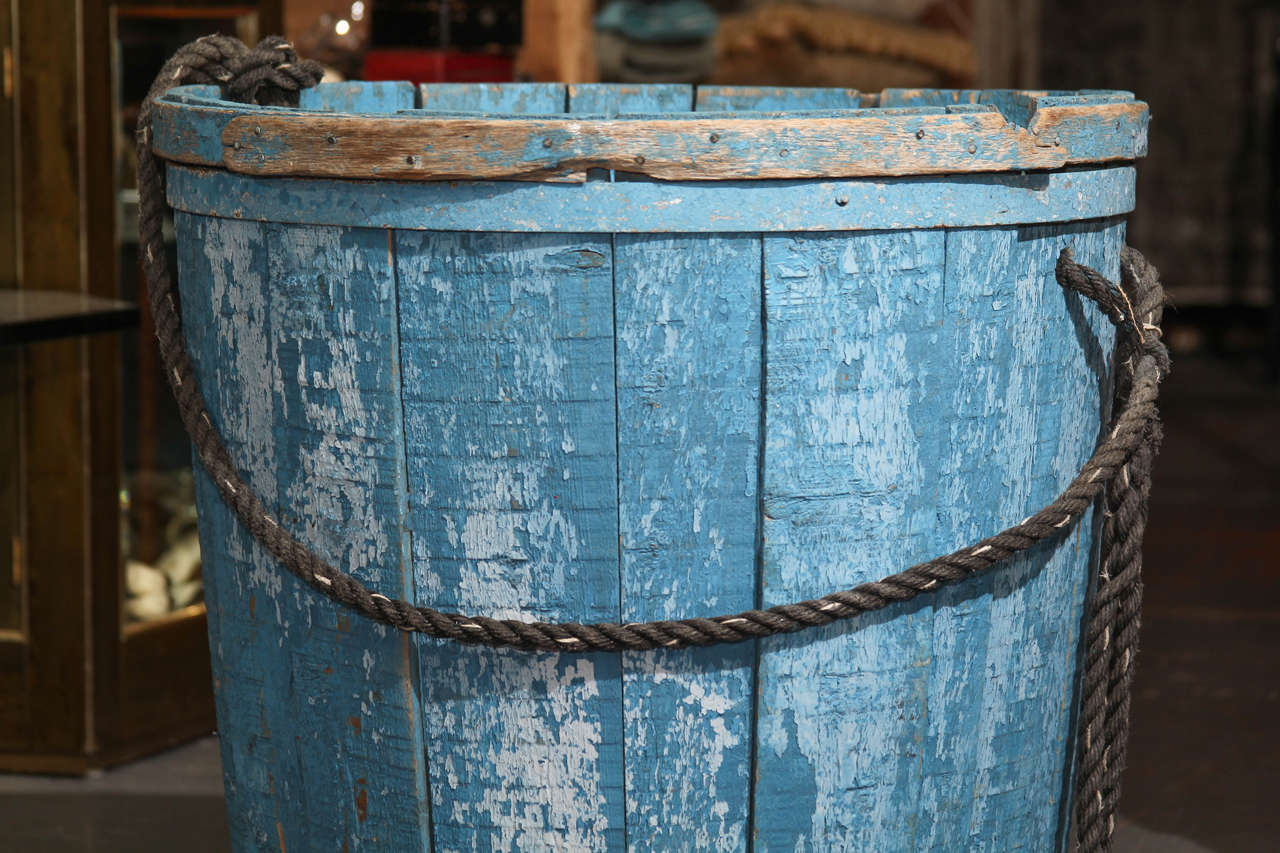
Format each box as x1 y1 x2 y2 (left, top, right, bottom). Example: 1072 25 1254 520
351 1 365 21
334 18 351 35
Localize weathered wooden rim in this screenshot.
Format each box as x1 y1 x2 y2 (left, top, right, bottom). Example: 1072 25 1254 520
166 163 1136 233
152 84 1148 183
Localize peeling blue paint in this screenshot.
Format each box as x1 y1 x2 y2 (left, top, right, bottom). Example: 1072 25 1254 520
174 83 1135 852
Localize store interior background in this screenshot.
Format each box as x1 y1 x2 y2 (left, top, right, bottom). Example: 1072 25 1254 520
0 1 1275 851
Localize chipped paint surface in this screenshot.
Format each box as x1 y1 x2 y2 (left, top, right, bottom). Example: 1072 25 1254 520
175 83 1131 851
165 163 1137 234
178 214 431 851
612 234 758 851
398 230 624 851
754 229 946 851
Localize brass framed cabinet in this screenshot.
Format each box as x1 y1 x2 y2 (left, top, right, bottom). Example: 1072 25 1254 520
0 0 281 775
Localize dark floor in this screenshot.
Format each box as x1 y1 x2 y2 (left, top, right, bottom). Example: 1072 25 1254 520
0 353 1275 852
1119 353 1280 852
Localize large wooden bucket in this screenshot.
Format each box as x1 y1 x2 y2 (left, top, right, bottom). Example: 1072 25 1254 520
153 82 1147 851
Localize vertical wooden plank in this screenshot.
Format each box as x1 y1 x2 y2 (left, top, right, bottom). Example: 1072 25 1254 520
399 228 625 851
568 84 692 114
567 82 758 851
752 229 947 852
694 85 861 112
610 234 760 852
178 213 283 848
178 214 431 851
910 226 1026 851
927 221 1118 850
417 83 566 114
300 81 416 113
911 222 1117 850
403 79 623 851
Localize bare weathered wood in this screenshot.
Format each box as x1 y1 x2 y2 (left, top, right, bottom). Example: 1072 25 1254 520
216 109 1068 181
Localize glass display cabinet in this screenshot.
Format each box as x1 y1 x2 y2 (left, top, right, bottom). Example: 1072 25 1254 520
0 0 281 774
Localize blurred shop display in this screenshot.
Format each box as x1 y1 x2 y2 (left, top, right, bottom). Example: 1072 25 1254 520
364 0 522 83
712 3 975 88
291 1 372 80
595 0 718 83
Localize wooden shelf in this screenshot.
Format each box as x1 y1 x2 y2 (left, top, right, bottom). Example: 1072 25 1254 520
0 289 138 346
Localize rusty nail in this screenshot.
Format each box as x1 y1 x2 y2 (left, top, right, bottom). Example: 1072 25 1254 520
543 138 553 148
709 132 720 143
326 133 337 145
634 154 646 165
915 129 926 139
779 148 789 158
836 196 849 207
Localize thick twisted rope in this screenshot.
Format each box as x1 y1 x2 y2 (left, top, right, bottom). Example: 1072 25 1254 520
1072 248 1165 851
138 36 1166 850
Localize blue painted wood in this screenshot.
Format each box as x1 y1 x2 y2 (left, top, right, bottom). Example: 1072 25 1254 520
696 85 861 112
910 221 1119 852
398 230 624 851
169 81 1135 852
166 163 1137 233
878 89 1147 160
398 84 622 853
418 82 566 113
611 233 760 851
570 82 758 851
154 83 1148 181
752 228 948 851
299 80 416 113
177 215 431 851
568 83 693 114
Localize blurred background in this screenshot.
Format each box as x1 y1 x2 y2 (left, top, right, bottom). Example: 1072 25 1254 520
0 1 1274 851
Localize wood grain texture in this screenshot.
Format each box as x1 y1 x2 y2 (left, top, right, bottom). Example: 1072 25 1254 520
219 108 1066 181
570 83 759 852
398 230 623 851
753 228 948 851
177 215 431 851
612 233 760 852
911 221 1119 852
696 85 861 112
418 82 566 114
880 89 1148 162
171 82 1134 851
401 93 621 853
568 84 693 115
750 220 1119 849
154 83 1148 181
299 80 416 113
517 0 597 84
13 0 89 758
166 163 1137 234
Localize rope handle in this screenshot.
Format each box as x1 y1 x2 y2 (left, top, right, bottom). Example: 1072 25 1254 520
137 37 1169 655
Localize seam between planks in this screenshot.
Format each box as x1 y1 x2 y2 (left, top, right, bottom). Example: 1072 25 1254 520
609 229 631 853
745 230 768 853
388 226 437 853
906 226 950 852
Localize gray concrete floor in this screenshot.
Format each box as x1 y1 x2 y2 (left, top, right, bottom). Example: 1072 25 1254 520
0 353 1273 852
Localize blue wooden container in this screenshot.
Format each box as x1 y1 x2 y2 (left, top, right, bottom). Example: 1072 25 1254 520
153 82 1147 851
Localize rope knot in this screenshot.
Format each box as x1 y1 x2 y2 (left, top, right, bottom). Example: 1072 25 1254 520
223 36 325 107
145 34 324 113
